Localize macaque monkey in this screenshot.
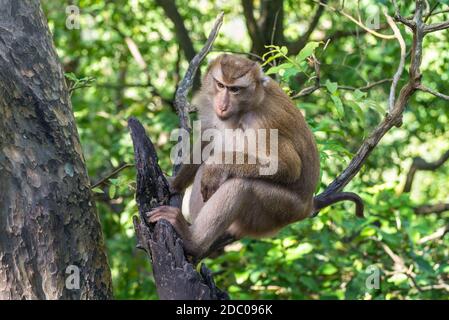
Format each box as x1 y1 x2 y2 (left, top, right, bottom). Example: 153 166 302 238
148 54 363 259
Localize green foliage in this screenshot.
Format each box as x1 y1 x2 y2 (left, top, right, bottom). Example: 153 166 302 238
43 0 448 300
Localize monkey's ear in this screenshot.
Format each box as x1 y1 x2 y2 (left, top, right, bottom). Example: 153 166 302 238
255 64 270 86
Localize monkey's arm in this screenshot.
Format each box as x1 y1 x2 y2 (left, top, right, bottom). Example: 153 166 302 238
170 163 200 192
201 139 302 201
170 139 208 192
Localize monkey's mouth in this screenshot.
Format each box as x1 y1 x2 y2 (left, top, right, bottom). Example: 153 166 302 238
216 109 233 120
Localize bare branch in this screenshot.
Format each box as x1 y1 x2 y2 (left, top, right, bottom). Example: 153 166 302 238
173 12 224 135
392 0 416 29
90 163 134 189
424 20 449 33
384 10 406 112
418 225 449 244
394 14 416 29
316 24 389 42
337 78 393 92
417 84 449 101
403 149 449 193
415 203 449 215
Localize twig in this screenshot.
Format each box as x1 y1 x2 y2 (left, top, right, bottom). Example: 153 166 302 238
392 0 416 29
384 10 406 112
337 78 392 92
292 76 392 99
424 20 449 33
424 1 440 22
90 163 134 189
417 84 449 101
418 225 449 244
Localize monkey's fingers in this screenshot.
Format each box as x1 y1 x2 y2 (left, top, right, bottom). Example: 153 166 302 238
147 208 178 220
147 211 188 239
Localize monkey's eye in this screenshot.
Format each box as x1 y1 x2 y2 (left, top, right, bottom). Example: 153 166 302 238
229 86 241 94
216 81 225 90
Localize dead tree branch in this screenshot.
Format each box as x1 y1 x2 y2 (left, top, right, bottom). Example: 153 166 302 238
127 13 228 300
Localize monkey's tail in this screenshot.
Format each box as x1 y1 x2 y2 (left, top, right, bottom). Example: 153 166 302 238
312 192 364 218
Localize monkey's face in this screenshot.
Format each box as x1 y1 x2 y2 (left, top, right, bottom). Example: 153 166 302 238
208 59 260 121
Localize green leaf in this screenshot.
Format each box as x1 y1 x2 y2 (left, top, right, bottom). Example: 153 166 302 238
285 243 314 260
109 185 116 199
266 62 294 75
261 52 284 66
330 95 344 118
353 89 367 100
366 100 385 115
295 41 321 64
347 100 365 122
280 45 288 55
282 67 298 80
388 273 408 284
320 263 338 275
92 187 104 194
64 72 78 82
325 80 338 94
300 276 319 291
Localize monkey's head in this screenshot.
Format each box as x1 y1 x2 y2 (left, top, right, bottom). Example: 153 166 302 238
203 54 267 121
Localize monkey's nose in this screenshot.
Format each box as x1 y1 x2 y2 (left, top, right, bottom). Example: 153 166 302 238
218 105 228 112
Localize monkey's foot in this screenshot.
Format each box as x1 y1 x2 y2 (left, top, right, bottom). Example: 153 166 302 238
146 206 198 258
146 206 191 240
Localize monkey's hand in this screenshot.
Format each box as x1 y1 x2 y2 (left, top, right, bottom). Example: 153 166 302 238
166 176 181 194
201 164 228 202
146 206 197 256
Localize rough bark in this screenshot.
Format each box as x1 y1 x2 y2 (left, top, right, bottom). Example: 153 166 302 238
0 0 112 299
129 119 228 300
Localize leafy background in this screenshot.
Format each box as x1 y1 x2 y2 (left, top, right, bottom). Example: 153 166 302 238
42 0 448 299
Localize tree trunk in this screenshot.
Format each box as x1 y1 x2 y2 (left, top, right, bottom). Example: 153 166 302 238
0 0 112 299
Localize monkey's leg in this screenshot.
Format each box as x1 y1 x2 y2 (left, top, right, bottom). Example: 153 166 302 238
148 178 251 258
149 179 310 258
187 178 254 257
